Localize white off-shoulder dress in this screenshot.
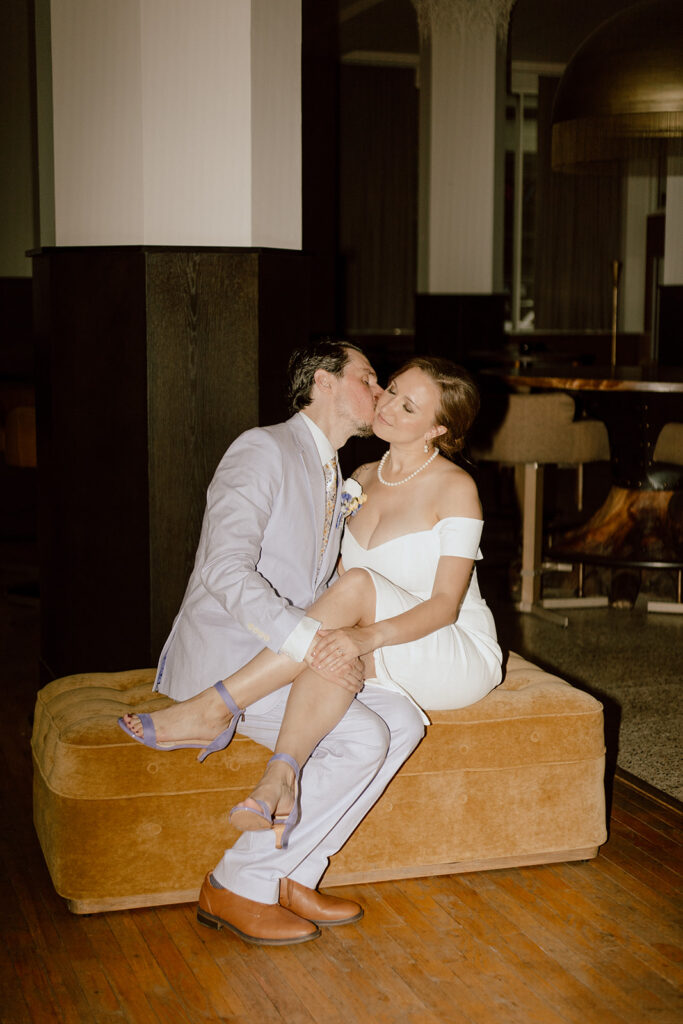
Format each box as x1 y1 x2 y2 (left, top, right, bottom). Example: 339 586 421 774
341 516 502 722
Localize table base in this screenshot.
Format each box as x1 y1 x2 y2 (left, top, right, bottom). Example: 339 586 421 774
550 485 683 608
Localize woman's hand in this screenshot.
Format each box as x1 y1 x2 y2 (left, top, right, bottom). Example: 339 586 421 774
308 626 376 672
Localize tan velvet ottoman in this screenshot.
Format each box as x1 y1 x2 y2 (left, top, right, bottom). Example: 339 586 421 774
31 652 607 914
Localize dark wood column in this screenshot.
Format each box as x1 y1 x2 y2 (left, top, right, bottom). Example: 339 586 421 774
32 246 309 680
658 284 683 366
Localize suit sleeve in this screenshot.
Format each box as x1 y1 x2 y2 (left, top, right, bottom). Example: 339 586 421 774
198 429 309 654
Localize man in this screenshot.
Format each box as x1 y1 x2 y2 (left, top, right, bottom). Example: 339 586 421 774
155 341 425 944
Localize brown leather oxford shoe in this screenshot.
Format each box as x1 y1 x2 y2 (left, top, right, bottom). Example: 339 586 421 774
197 874 321 945
280 877 364 927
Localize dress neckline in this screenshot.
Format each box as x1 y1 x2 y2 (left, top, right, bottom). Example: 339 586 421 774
345 515 482 553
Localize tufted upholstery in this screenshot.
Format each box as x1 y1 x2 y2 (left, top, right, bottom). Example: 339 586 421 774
32 653 607 913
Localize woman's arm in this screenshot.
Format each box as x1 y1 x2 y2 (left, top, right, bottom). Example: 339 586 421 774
311 553 475 669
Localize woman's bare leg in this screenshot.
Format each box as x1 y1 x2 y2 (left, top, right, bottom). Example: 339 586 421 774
231 570 378 825
122 568 376 748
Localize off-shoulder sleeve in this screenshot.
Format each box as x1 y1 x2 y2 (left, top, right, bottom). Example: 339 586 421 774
436 517 483 560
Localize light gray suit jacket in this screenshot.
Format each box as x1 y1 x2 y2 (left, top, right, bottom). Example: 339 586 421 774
155 414 343 701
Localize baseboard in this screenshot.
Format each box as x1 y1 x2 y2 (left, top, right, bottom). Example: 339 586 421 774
614 766 683 813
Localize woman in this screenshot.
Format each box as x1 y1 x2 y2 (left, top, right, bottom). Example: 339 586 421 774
120 356 502 848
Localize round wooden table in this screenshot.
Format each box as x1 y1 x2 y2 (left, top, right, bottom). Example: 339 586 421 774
500 365 683 606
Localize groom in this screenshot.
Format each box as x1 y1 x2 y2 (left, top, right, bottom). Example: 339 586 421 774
155 340 425 945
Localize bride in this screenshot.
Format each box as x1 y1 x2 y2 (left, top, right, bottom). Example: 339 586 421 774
120 355 502 848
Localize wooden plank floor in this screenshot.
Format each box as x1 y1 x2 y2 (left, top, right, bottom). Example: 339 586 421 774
1 597 682 1023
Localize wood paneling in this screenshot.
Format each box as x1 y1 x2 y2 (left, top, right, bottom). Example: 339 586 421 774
0 277 34 379
32 246 309 679
146 251 261 657
658 285 683 367
257 249 313 427
32 247 151 678
415 293 506 367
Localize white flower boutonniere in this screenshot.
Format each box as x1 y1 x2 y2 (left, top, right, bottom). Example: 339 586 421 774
336 477 367 529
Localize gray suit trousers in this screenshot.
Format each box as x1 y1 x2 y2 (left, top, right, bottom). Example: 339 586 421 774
213 685 426 902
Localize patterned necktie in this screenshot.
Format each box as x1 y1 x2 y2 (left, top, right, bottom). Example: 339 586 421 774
318 457 338 571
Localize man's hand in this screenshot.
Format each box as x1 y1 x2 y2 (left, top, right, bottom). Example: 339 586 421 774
309 626 375 673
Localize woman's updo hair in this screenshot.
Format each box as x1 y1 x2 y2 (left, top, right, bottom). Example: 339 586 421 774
389 356 480 459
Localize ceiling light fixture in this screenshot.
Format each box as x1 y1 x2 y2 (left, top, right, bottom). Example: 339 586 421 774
551 0 683 172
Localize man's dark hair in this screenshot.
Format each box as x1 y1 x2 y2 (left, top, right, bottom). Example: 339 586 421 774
287 339 364 412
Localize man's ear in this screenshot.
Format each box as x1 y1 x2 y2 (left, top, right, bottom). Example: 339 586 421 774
313 368 334 392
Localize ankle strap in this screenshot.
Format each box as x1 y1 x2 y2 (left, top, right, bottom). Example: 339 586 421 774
214 680 244 720
268 752 300 778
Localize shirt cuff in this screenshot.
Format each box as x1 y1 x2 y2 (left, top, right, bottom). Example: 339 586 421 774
280 615 322 662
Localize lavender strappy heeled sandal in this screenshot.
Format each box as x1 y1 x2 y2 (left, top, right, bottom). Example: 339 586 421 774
117 680 244 762
229 753 301 849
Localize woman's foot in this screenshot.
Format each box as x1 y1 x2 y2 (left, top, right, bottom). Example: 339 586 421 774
229 754 300 847
118 681 244 761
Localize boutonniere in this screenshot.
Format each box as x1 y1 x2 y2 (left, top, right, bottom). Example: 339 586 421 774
336 478 367 528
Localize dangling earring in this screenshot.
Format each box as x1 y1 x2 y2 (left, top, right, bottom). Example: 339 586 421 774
424 441 430 454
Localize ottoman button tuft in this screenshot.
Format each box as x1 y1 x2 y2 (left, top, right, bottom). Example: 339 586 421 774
138 821 162 837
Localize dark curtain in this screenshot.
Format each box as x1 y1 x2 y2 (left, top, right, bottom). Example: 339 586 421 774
339 64 418 332
534 75 622 329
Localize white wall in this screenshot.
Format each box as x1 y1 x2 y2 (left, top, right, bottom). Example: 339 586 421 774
51 0 144 245
663 161 683 286
251 0 301 248
48 0 301 248
620 160 658 332
419 20 498 294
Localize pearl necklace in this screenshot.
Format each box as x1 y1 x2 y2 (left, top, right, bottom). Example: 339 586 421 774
377 448 439 487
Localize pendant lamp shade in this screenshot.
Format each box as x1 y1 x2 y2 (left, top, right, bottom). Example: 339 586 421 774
551 0 683 172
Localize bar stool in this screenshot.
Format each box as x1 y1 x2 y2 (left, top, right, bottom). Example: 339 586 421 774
475 392 610 626
653 421 683 466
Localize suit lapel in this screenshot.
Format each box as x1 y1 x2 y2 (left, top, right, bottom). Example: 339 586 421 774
288 415 340 586
289 417 326 571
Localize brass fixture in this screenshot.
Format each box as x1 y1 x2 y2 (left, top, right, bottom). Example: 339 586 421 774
551 0 683 172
